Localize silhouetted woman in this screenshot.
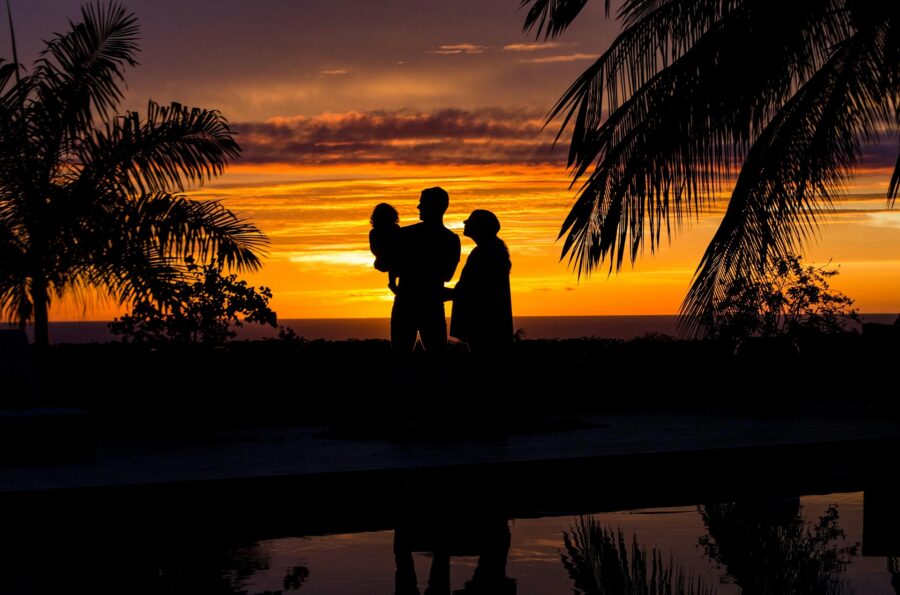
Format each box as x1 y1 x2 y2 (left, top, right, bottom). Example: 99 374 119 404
449 210 513 354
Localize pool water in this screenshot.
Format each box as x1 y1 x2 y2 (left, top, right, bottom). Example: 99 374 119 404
7 491 893 594
234 492 897 594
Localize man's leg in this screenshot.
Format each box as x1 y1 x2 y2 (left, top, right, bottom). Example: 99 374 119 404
394 528 420 595
390 298 421 429
391 297 419 355
417 300 447 355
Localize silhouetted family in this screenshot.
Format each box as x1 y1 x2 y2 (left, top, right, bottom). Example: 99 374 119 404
369 186 513 356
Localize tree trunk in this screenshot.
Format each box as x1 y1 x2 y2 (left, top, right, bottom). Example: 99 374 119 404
31 273 50 350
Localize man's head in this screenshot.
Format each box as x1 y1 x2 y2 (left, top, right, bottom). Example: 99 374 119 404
417 187 450 222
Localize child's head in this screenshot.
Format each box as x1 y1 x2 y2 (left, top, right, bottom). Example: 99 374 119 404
370 203 399 227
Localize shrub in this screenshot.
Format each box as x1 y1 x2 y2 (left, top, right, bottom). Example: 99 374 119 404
109 258 276 346
712 255 860 341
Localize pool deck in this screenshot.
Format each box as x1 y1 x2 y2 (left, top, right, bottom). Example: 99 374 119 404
2 410 899 496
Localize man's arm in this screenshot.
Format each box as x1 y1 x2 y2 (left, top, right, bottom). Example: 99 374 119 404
442 233 461 282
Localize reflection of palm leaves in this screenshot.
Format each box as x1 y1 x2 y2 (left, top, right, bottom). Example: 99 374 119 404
283 564 310 591
700 502 856 595
561 516 716 595
889 557 900 595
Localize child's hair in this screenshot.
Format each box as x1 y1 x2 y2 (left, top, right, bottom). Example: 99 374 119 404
370 202 399 227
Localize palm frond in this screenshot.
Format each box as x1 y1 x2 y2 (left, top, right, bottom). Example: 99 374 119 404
78 101 240 196
33 1 139 129
890 148 900 205
562 516 717 595
87 251 184 308
79 191 267 307
682 27 889 335
114 192 267 271
553 0 854 277
0 60 17 94
0 224 30 325
520 0 600 40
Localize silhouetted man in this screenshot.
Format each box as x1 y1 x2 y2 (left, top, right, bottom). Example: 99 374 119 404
392 187 460 356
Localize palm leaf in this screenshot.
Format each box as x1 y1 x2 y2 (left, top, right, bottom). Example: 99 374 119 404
682 26 892 335
556 1 849 275
0 220 30 324
0 60 17 94
521 0 600 40
80 192 266 307
890 149 900 205
77 100 240 196
562 516 716 595
33 1 139 129
534 0 900 335
112 192 267 272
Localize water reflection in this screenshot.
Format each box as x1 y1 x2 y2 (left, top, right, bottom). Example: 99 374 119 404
890 557 900 594
5 492 900 593
394 513 516 595
0 530 310 595
561 516 717 595
700 499 859 594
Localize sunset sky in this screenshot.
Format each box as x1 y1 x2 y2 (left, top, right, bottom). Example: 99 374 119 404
6 0 900 320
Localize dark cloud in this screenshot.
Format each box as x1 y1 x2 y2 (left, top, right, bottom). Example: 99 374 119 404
859 133 899 169
234 108 566 166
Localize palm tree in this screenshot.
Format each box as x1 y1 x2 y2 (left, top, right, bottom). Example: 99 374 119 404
521 0 899 334
0 2 266 348
561 516 716 594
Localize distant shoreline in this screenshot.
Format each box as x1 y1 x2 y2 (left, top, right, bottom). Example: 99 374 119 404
14 313 899 344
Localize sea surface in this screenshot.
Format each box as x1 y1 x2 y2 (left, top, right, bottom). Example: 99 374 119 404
18 313 900 343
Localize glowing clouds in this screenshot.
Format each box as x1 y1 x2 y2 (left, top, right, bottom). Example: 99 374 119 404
429 43 487 54
234 108 563 166
517 53 600 64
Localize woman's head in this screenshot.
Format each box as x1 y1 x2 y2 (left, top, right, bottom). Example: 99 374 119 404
463 209 501 242
370 203 399 227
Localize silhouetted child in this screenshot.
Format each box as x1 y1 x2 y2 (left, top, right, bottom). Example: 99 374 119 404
369 202 400 294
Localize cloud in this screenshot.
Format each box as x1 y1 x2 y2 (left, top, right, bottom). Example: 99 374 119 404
859 135 899 169
502 42 566 52
288 250 375 267
320 69 349 76
519 53 600 64
234 108 566 167
429 43 487 55
864 212 900 229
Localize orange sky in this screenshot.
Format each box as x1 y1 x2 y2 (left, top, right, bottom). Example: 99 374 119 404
52 162 900 321
11 1 896 322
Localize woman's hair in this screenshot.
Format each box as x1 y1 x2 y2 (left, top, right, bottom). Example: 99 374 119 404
465 209 501 237
370 202 399 227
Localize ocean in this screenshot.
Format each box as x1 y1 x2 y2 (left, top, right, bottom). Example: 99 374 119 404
18 314 900 344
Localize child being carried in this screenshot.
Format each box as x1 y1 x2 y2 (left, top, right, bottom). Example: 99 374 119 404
369 202 400 294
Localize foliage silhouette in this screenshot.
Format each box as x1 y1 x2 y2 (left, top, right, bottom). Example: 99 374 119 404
0 2 266 348
520 0 899 335
700 501 858 594
561 516 716 595
710 255 860 341
108 257 276 346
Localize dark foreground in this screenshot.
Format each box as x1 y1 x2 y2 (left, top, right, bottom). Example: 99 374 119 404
4 333 900 594
1 410 899 594
35 332 900 442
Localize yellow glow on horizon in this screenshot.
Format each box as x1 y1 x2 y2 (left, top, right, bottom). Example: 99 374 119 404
46 163 900 322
